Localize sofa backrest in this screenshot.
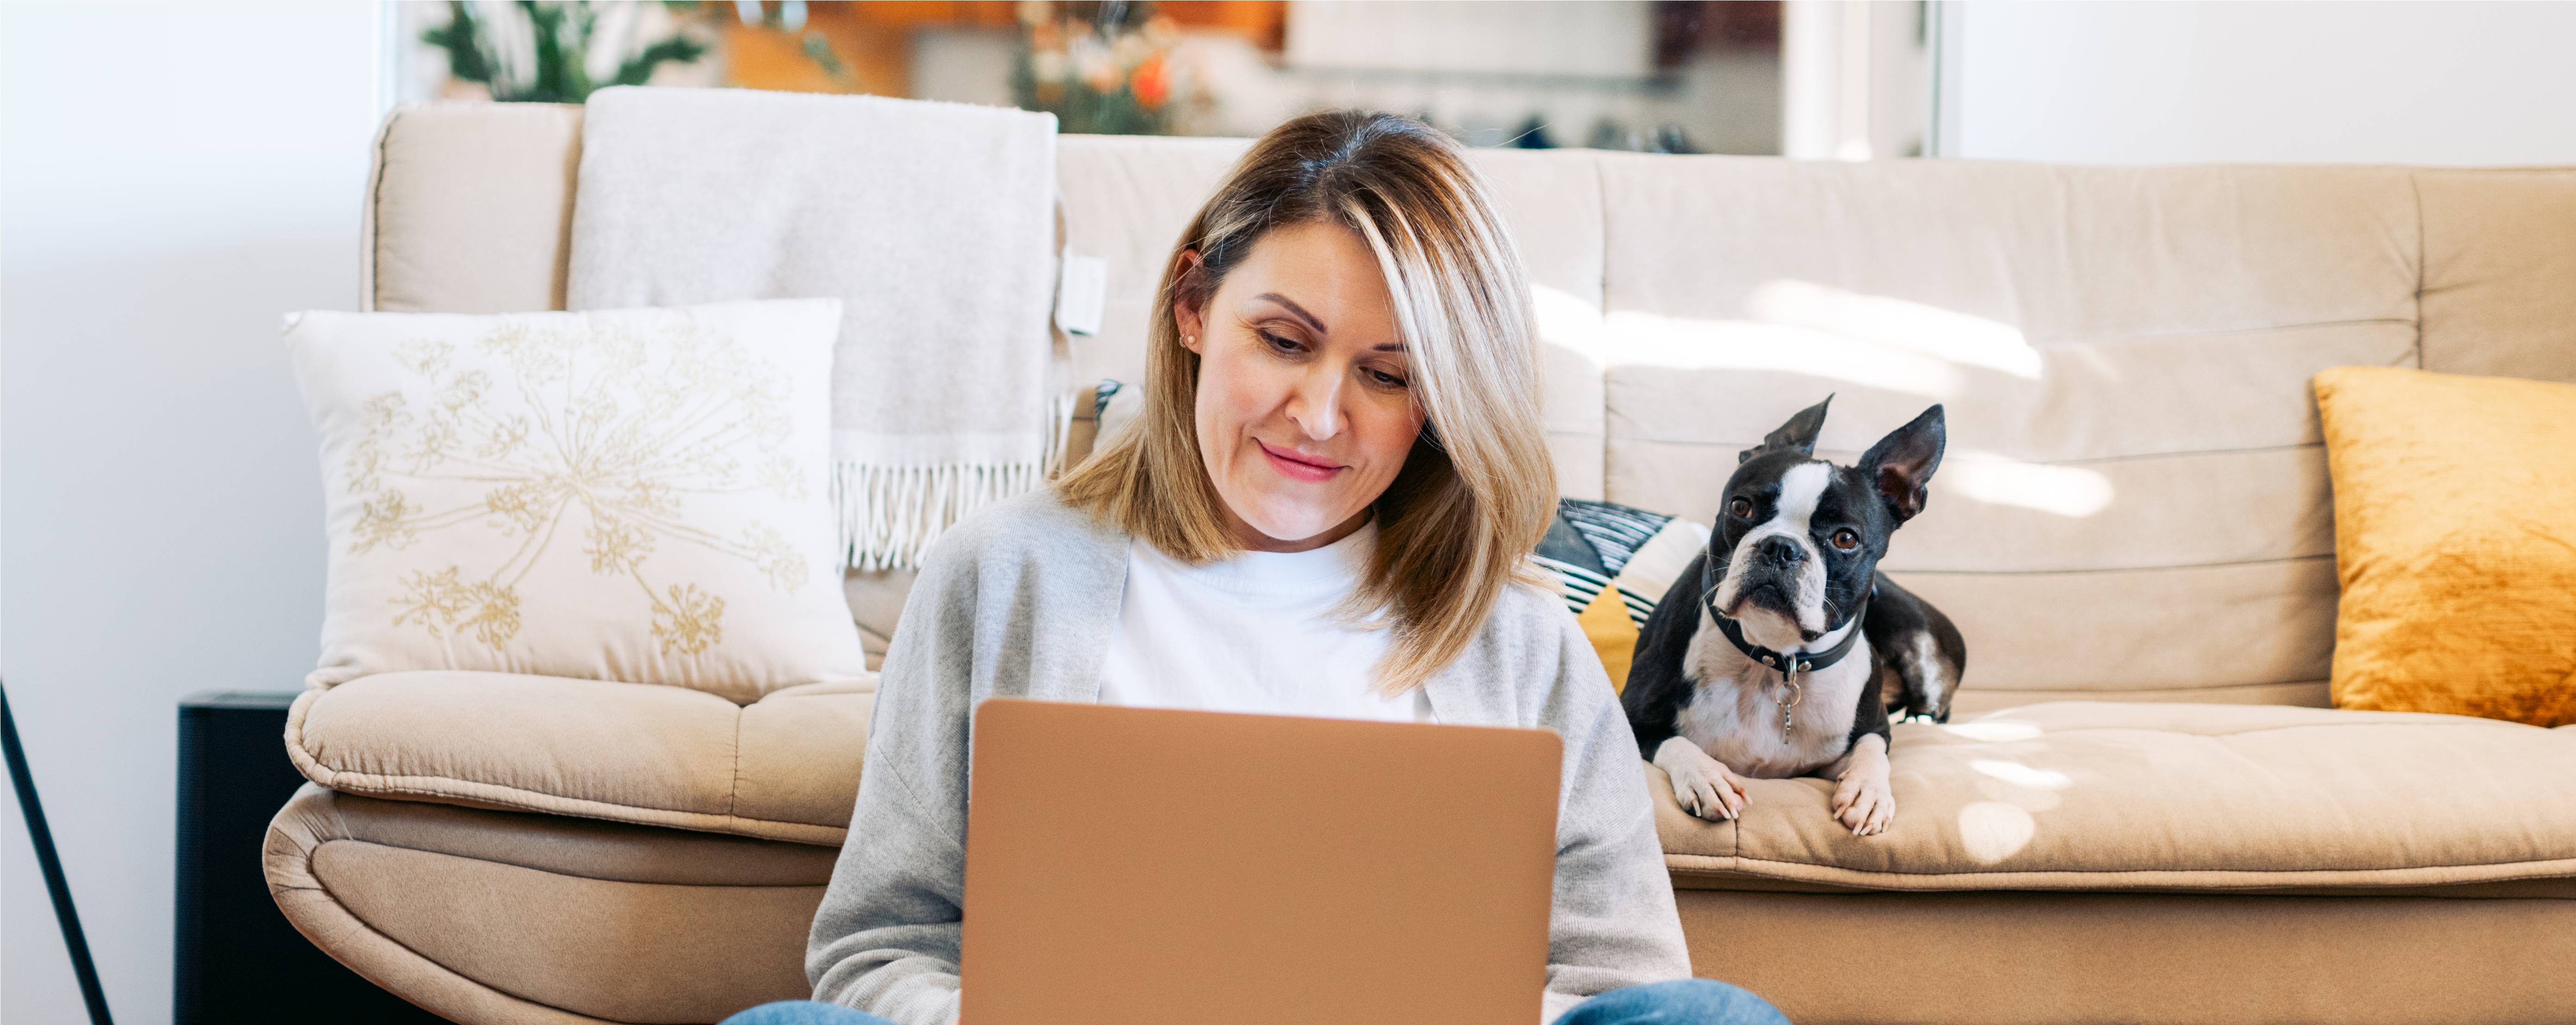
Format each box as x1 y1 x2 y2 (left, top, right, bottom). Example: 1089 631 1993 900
365 102 2576 715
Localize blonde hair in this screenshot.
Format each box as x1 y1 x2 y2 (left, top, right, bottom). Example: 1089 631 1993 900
1057 110 1556 694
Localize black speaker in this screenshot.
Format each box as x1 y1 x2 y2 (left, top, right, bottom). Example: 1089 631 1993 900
175 691 449 1025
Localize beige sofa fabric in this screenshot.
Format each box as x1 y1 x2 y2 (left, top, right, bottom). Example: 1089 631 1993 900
290 680 2576 900
287 672 873 845
1054 134 1254 392
1473 148 1610 501
316 109 2576 1025
2416 168 2576 384
368 103 583 314
269 785 824 1024
1946 680 2331 718
842 568 916 670
1677 889 2576 1025
338 111 2576 846
1918 558 2339 714
1595 158 2434 707
268 778 2576 1025
1654 702 2576 894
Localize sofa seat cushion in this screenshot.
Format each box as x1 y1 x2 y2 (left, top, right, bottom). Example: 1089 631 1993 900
287 671 872 846
266 785 828 1024
1655 702 2576 895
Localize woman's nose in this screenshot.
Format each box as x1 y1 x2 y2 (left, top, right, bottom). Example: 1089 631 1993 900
1285 365 1344 441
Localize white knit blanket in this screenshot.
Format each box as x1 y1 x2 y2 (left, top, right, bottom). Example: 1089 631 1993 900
566 86 1058 570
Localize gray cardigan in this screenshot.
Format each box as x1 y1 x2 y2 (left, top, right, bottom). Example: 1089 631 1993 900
807 491 1693 1024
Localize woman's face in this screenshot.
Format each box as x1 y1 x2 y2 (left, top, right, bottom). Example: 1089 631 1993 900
1176 220 1425 553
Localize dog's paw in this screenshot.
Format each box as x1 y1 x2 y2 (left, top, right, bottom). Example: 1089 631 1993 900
1830 752 1895 836
1655 737 1750 822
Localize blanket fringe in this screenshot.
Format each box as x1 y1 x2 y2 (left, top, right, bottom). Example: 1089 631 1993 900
1042 390 1078 479
834 461 1045 571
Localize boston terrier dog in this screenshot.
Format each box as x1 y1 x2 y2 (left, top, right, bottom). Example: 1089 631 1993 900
1622 397 1964 836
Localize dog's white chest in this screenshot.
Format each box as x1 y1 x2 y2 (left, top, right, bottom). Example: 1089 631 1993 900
1678 608 1867 778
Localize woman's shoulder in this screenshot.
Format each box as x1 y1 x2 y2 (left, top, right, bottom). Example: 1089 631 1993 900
914 487 1129 587
1433 571 1618 725
1477 573 1585 650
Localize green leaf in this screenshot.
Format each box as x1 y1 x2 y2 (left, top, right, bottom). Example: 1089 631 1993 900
421 0 494 86
613 36 710 88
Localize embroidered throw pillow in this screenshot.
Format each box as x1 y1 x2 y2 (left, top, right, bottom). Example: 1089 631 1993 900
286 300 869 704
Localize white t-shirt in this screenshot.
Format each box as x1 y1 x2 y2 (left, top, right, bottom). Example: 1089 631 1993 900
1100 522 1431 723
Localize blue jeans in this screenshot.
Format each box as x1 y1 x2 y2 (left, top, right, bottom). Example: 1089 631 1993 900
722 978 1793 1024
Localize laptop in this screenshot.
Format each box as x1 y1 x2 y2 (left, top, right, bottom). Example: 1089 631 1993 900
960 699 1564 1025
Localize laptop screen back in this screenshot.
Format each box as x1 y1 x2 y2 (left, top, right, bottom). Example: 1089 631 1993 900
962 700 1562 1025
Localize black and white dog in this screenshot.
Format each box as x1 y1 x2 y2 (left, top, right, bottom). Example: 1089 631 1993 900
1622 398 1965 836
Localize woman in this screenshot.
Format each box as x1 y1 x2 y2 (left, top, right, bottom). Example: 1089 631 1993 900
735 112 1791 1025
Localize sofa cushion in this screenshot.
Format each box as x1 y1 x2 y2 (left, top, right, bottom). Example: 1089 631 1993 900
298 674 2576 897
287 671 872 845
2416 169 2576 384
1655 702 2576 895
2315 366 2576 727
1594 158 2440 715
286 302 872 703
1675 889 2576 1025
267 785 827 1024
369 101 584 315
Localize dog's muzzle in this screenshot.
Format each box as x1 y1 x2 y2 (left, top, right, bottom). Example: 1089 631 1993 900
1732 539 1809 615
1753 535 1806 569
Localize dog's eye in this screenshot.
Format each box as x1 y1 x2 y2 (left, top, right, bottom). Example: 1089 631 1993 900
1832 529 1860 551
1729 497 1753 519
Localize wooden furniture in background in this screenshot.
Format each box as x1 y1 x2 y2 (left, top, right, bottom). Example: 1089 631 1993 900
723 0 1285 99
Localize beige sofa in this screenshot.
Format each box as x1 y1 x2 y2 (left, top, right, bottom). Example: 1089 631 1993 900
266 102 2576 1025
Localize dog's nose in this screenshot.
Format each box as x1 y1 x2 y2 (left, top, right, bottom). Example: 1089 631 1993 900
1757 535 1805 566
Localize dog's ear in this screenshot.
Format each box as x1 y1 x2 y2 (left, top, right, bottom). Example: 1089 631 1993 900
1860 405 1945 522
1739 395 1834 465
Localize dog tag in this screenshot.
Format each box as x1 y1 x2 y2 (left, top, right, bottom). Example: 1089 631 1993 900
1776 668 1804 742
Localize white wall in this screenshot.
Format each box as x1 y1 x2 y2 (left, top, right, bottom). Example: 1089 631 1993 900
1945 0 2576 166
2 3 383 1022
1784 0 1928 161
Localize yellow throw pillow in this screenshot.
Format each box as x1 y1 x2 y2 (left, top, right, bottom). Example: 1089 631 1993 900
1577 587 1641 694
1532 499 1712 694
2314 366 2576 726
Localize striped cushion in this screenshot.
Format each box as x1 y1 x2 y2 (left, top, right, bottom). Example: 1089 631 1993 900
1533 499 1711 628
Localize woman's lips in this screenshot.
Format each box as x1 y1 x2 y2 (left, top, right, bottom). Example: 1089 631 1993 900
1256 440 1344 483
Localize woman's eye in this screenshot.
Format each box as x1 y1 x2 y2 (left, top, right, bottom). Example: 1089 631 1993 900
1367 368 1407 388
1729 497 1753 519
1257 330 1303 354
1832 529 1859 551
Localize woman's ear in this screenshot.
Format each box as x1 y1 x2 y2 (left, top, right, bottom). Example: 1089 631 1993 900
1173 249 1207 353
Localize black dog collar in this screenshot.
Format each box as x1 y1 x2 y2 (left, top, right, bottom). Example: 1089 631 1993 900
1700 555 1872 675
1708 597 1868 675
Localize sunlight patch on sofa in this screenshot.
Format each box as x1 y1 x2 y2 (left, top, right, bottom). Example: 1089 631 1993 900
1941 452 2115 517
1957 801 2040 864
1603 314 1960 396
1970 759 2073 791
1745 279 2041 380
1941 720 2044 742
1532 284 1606 366
1969 759 2073 813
